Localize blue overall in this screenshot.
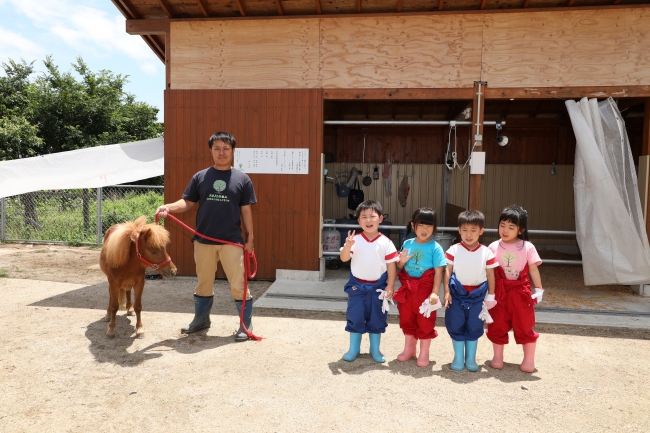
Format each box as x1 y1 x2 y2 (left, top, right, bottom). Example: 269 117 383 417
445 273 488 341
344 272 389 334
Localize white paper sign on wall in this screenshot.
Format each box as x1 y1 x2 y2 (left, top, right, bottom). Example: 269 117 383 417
235 148 309 174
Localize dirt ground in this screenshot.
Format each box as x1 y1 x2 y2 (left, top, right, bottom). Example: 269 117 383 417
1 243 649 432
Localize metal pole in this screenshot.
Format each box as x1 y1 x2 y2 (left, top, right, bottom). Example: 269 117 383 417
1 197 5 242
96 187 103 244
324 120 505 126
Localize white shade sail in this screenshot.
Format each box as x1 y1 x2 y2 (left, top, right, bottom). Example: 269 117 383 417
0 137 164 198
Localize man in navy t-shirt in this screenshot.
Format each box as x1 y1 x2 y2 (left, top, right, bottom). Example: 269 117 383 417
156 132 257 341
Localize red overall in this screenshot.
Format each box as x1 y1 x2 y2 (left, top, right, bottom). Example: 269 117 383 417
395 269 438 340
486 265 539 345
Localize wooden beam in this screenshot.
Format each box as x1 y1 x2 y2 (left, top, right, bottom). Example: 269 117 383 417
315 0 322 14
323 88 474 100
235 0 246 16
158 0 174 18
357 0 361 13
196 0 210 17
566 0 576 6
613 0 621 4
438 0 444 11
112 0 138 19
276 0 284 15
165 30 171 89
486 86 650 99
126 19 169 35
141 35 164 63
641 98 650 240
480 0 488 10
397 0 403 12
468 81 486 212
522 0 530 7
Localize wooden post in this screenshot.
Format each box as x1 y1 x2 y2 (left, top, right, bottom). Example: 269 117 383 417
468 81 486 211
165 30 171 89
642 98 650 242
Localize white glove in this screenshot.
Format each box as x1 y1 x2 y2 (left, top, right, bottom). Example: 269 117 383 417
418 298 442 318
531 288 544 304
484 293 497 310
377 289 394 313
478 303 494 324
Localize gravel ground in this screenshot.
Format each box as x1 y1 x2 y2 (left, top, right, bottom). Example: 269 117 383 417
1 244 649 432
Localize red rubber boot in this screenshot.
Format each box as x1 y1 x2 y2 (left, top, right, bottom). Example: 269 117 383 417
491 343 504 369
397 334 417 362
520 342 536 373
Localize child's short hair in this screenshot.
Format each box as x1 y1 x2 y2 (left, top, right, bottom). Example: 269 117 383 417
498 205 529 241
458 210 485 229
405 208 437 236
356 200 383 217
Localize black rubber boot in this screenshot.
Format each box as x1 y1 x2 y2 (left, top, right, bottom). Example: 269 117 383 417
234 299 253 342
181 294 213 334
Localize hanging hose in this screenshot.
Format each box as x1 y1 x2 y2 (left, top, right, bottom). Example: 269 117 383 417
155 213 262 341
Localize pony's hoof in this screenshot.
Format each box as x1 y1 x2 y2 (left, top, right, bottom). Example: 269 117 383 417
127 311 135 316
106 333 115 339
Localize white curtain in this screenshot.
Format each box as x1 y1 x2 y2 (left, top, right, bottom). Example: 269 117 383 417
566 97 650 285
0 137 164 199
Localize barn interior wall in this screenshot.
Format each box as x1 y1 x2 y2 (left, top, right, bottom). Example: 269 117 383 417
170 7 650 90
164 89 323 279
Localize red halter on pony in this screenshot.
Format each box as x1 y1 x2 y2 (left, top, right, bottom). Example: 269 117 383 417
155 213 261 341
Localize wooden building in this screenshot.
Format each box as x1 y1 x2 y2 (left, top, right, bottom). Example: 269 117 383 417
113 0 650 279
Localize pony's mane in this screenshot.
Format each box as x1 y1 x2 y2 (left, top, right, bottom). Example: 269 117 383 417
103 216 170 268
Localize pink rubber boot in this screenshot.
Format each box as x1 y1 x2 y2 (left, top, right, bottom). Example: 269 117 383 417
520 342 536 373
397 334 417 362
417 339 431 367
490 343 504 369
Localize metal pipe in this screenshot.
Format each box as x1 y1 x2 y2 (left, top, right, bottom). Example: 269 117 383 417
322 223 576 236
96 187 103 245
324 251 582 265
1 197 5 242
324 120 505 126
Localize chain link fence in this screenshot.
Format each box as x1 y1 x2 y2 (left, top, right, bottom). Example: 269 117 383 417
0 186 164 245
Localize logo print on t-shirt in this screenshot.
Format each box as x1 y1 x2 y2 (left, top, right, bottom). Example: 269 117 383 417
501 251 519 278
213 180 226 193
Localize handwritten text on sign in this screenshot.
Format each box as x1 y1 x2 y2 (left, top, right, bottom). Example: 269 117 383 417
235 148 309 174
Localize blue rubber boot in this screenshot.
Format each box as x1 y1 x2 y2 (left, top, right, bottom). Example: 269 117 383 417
234 299 254 342
343 332 362 361
465 340 479 372
181 294 213 334
450 339 465 371
368 333 386 363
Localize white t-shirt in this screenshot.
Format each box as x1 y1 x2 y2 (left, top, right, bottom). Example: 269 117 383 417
445 243 498 287
345 233 399 281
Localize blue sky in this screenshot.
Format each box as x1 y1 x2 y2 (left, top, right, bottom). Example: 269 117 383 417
0 0 165 120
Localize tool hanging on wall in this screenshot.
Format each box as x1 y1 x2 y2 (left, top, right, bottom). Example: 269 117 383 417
361 129 372 186
373 165 379 180
382 158 392 197
397 163 413 207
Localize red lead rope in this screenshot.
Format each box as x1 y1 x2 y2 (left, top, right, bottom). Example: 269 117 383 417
156 213 262 341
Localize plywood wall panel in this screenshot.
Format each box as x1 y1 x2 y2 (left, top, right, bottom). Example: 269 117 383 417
170 20 320 89
319 15 484 89
483 9 650 87
164 89 323 279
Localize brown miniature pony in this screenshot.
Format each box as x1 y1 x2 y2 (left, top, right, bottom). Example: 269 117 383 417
99 216 176 338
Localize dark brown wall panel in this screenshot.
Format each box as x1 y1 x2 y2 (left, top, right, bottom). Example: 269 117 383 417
164 89 323 279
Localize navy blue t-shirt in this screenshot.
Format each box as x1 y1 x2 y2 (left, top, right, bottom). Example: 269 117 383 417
182 167 257 245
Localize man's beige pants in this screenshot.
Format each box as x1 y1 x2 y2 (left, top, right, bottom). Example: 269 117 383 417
193 241 248 300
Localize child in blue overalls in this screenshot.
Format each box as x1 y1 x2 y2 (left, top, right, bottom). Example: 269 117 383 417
443 210 498 372
339 200 398 363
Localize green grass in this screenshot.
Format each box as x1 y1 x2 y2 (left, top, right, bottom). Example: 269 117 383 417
0 270 8 278
3 189 164 244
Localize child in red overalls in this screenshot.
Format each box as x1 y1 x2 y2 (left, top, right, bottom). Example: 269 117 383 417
487 205 545 373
